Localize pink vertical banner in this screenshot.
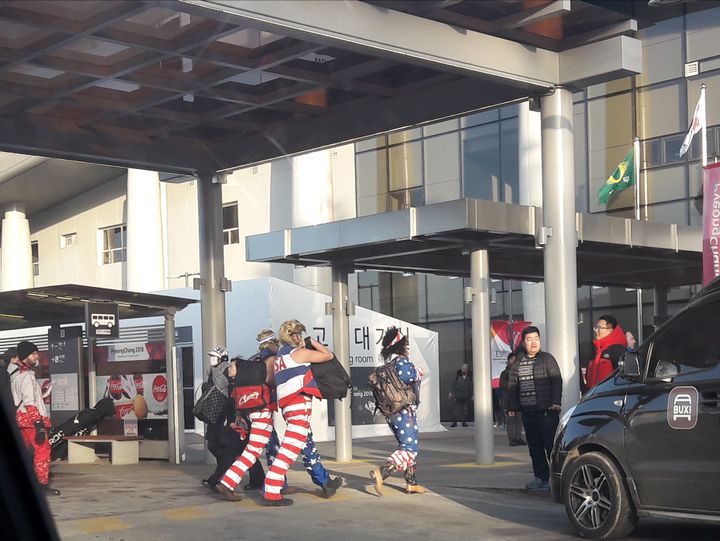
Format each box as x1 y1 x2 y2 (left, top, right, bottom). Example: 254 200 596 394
703 163 720 285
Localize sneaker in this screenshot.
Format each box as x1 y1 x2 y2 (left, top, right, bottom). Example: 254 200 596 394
216 483 242 502
42 486 60 496
201 479 218 493
321 476 342 499
526 477 549 491
462 423 469 427
261 497 293 507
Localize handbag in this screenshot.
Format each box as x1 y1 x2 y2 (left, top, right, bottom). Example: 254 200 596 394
192 382 226 424
312 355 352 400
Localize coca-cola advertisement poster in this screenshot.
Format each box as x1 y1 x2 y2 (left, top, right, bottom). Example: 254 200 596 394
96 373 168 420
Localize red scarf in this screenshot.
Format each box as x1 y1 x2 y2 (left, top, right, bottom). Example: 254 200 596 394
586 325 626 390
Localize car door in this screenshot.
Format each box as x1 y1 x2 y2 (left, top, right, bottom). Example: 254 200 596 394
624 297 720 512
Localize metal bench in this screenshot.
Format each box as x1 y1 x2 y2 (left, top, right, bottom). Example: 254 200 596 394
64 435 143 465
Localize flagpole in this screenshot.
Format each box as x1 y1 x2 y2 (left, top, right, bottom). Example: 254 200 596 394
633 137 643 344
701 83 707 167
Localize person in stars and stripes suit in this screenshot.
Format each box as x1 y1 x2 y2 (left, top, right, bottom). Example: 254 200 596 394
259 319 338 507
369 327 429 496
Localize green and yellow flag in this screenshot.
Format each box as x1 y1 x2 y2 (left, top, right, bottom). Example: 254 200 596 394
598 147 635 204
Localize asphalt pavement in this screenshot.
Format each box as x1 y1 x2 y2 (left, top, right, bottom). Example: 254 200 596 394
47 425 717 541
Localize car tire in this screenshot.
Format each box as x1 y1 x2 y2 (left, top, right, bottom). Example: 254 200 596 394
562 451 637 539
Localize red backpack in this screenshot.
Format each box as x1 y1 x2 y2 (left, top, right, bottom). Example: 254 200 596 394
230 356 271 411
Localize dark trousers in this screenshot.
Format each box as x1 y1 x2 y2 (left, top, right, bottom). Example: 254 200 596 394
207 424 264 487
521 409 559 482
452 397 471 424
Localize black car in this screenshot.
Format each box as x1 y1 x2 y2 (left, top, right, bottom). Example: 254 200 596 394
550 279 720 539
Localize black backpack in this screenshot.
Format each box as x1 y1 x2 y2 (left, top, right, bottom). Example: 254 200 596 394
368 358 416 416
230 355 270 411
302 338 352 400
312 355 352 400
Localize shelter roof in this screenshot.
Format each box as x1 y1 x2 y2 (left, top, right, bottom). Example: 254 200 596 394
0 0 648 173
246 199 702 288
0 284 195 331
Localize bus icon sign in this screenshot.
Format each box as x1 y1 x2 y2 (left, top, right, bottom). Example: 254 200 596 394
667 386 698 430
85 302 119 339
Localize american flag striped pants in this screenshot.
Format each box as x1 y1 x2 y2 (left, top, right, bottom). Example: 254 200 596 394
263 394 312 500
219 407 274 491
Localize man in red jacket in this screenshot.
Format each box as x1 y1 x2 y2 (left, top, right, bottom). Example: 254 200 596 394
585 315 627 391
7 341 60 496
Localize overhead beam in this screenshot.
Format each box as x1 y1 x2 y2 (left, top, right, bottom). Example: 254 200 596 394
493 0 571 30
177 0 559 89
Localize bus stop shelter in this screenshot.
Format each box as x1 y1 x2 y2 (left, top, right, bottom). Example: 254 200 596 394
0 284 195 464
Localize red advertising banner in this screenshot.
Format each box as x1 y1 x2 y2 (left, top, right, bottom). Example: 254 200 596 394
490 320 531 387
703 163 720 285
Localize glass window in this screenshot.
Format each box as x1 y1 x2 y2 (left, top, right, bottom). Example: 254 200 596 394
356 148 388 199
587 93 632 152
223 203 239 245
646 300 720 378
423 118 459 137
388 128 422 145
355 135 387 152
637 82 684 139
60 232 77 248
100 225 126 265
31 241 39 277
462 123 500 200
643 165 687 204
642 138 662 168
387 186 424 210
424 132 460 204
388 141 423 191
500 118 519 204
391 273 427 323
426 275 463 321
461 109 499 128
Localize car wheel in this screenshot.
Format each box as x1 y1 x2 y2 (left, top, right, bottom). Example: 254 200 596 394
562 452 637 539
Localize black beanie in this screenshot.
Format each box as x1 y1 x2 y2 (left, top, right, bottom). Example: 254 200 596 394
17 340 38 361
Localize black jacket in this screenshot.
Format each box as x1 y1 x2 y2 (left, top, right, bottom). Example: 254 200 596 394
505 350 562 411
451 371 473 400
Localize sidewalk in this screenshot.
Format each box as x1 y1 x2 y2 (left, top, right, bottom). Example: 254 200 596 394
49 425 576 541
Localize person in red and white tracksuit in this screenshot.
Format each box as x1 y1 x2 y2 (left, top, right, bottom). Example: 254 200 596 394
259 320 333 507
7 340 60 496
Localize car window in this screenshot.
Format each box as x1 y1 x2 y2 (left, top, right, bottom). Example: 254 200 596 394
647 299 720 379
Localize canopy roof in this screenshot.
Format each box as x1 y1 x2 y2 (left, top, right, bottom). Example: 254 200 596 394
0 0 646 173
0 284 195 331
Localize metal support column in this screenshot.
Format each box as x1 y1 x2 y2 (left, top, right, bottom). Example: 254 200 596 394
196 171 227 463
468 248 494 465
165 308 184 464
331 262 353 462
540 87 580 411
653 285 668 330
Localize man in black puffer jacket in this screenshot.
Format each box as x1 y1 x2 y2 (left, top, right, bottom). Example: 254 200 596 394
505 326 562 492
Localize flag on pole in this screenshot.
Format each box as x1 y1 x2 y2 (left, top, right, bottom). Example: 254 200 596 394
679 87 706 159
598 147 635 204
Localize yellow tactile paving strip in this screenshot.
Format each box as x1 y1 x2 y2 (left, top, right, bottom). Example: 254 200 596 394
73 516 132 534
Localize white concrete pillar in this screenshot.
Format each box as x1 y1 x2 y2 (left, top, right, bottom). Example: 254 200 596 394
292 150 334 294
127 168 164 292
1 204 33 291
519 100 547 337
541 88 581 411
469 248 494 464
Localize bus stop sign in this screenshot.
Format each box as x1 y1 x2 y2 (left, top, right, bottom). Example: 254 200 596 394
85 302 119 339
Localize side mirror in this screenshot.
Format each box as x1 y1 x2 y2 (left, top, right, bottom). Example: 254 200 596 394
619 352 641 378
